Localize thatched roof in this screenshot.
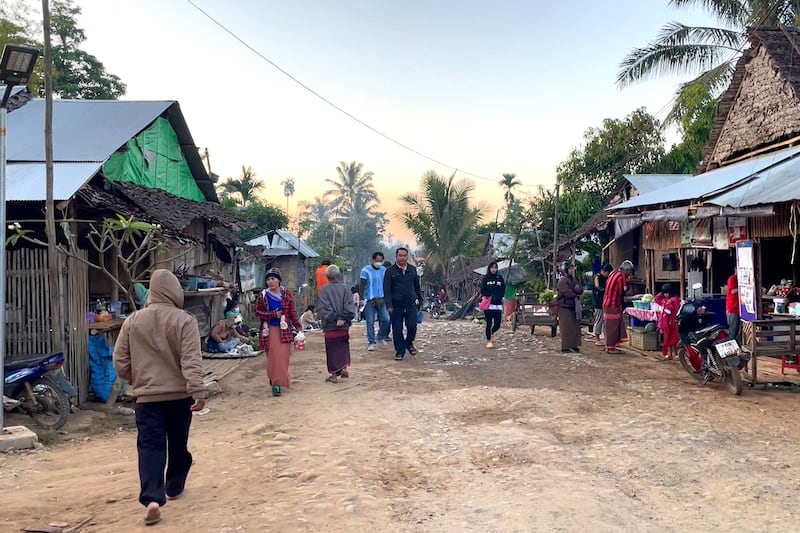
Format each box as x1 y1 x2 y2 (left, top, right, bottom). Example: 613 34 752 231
78 181 254 248
701 26 800 171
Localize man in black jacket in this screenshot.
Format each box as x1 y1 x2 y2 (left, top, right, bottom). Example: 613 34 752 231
383 247 423 360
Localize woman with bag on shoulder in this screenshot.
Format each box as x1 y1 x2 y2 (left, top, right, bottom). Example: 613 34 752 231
254 267 302 397
557 261 583 353
480 261 506 349
319 265 357 383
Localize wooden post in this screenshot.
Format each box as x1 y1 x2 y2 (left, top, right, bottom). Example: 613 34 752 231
679 248 686 299
43 0 63 352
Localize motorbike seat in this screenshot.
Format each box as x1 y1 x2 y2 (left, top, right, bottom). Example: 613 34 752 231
4 352 64 371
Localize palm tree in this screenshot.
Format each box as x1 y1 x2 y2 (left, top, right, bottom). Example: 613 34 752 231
617 1 798 123
325 161 378 214
219 165 263 207
281 177 296 214
399 171 486 282
499 173 522 207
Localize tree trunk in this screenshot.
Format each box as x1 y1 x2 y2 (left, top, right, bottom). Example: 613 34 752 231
43 0 63 351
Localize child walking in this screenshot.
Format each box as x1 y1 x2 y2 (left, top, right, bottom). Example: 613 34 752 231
655 283 681 361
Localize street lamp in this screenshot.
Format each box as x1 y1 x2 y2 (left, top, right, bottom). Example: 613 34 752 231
1 44 40 432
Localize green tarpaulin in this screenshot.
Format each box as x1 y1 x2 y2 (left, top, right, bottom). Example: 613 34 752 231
103 118 205 202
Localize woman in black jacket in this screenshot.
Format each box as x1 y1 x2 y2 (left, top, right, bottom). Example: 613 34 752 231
480 261 506 348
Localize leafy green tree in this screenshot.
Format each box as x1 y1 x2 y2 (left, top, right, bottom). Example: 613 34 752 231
556 108 665 199
48 0 125 99
660 84 718 173
219 165 263 207
238 201 289 241
617 0 798 123
1 0 126 99
399 171 486 282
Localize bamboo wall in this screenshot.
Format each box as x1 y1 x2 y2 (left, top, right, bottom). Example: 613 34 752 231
6 249 90 403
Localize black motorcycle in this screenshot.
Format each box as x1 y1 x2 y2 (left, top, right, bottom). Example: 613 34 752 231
677 283 747 395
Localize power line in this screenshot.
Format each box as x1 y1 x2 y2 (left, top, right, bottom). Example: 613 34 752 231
184 0 502 185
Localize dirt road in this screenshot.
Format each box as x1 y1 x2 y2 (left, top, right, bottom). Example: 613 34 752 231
2 319 800 532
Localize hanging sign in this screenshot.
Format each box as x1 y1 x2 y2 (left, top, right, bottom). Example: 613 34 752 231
728 217 747 246
736 240 757 322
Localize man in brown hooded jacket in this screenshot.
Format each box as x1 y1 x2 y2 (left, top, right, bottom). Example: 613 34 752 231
114 269 207 526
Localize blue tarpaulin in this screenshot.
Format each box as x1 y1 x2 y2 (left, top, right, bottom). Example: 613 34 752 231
88 334 117 402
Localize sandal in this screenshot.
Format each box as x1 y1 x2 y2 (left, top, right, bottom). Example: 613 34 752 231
407 346 418 356
325 375 338 383
606 348 623 354
340 369 349 378
272 385 282 396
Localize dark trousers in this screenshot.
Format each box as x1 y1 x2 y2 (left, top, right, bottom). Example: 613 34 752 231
484 309 502 340
390 303 417 355
136 397 194 507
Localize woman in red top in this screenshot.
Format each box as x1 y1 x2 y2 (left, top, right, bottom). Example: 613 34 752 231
655 283 681 361
255 268 302 396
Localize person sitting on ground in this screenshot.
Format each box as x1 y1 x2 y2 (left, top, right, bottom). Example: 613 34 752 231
206 315 248 353
224 297 249 334
300 305 319 330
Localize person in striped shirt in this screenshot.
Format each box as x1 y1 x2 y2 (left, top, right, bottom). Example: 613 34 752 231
602 260 634 354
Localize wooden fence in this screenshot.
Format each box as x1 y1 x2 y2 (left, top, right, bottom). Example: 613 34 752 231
6 249 90 403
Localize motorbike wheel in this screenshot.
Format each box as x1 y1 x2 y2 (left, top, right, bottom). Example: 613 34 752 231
723 361 744 396
431 310 441 319
677 346 703 381
25 375 70 430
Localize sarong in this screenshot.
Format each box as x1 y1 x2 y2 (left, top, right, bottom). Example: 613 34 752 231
558 307 581 350
603 306 628 349
324 329 351 375
266 325 292 388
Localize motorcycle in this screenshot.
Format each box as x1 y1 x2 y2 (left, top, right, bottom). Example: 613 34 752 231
3 352 72 430
676 283 748 395
424 299 444 319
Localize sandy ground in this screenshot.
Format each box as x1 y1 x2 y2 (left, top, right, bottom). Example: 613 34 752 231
3 318 800 532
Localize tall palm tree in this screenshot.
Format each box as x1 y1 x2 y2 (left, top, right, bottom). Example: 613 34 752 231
280 177 296 214
219 165 263 207
617 0 798 123
499 173 522 207
325 161 378 214
399 171 486 282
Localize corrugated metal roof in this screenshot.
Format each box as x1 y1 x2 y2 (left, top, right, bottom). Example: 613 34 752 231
7 100 173 162
245 235 271 248
273 230 319 258
624 174 692 195
245 231 319 258
612 145 800 210
707 152 800 207
7 162 103 201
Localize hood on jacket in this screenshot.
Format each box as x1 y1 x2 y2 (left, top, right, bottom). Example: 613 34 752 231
147 269 184 309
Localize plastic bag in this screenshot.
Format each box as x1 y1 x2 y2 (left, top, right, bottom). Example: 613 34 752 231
478 297 491 311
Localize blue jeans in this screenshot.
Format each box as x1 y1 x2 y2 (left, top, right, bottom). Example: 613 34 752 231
363 299 390 344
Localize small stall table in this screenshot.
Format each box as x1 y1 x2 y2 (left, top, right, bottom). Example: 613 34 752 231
624 305 661 325
741 316 800 387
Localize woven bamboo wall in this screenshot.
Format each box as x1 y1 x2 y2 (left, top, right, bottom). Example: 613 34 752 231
642 220 682 250
749 203 791 239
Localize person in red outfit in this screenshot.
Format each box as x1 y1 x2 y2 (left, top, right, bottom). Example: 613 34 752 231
726 270 741 344
655 283 681 361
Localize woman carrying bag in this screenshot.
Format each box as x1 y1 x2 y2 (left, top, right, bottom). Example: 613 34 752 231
480 261 506 349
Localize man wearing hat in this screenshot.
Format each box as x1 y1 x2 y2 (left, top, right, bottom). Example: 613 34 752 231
592 263 612 346
602 260 635 354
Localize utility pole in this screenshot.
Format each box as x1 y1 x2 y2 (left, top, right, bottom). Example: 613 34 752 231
551 180 560 290
43 0 63 351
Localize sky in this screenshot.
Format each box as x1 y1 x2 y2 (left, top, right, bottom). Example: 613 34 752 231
31 0 719 244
